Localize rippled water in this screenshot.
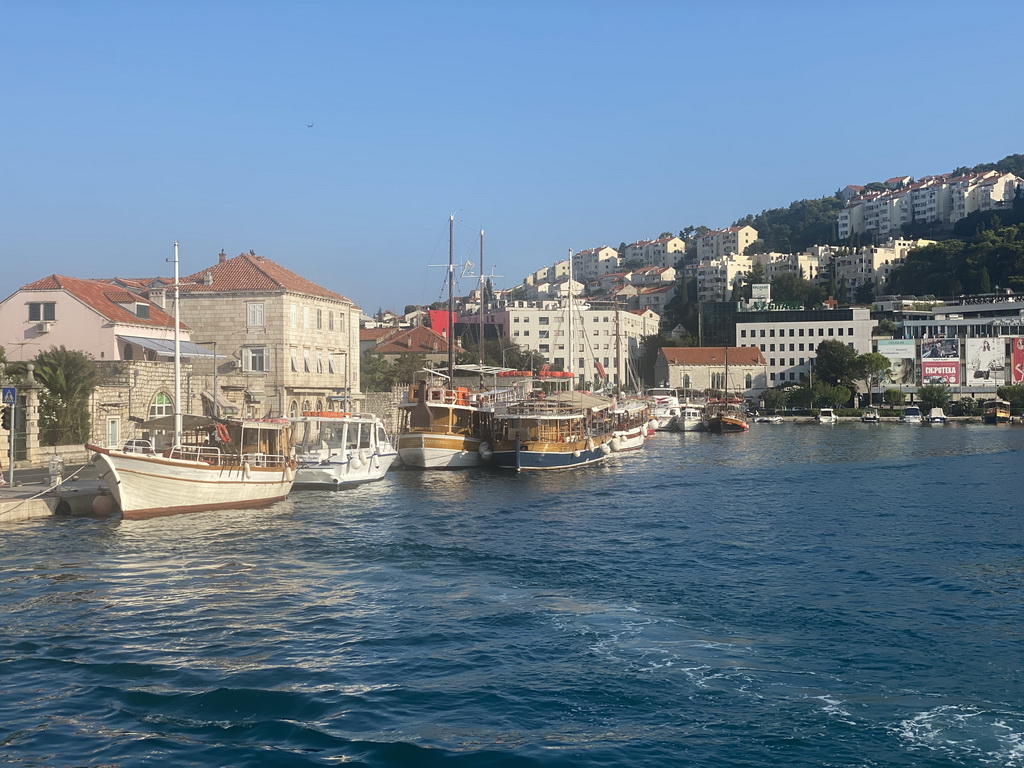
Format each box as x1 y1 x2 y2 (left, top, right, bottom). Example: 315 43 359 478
2 423 1023 767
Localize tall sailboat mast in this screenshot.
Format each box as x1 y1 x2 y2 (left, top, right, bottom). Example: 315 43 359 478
172 241 182 446
566 249 574 386
447 214 455 378
478 229 485 386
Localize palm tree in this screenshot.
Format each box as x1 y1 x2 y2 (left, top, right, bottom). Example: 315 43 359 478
31 346 99 445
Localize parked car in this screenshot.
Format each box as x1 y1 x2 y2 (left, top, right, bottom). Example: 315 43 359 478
121 439 155 454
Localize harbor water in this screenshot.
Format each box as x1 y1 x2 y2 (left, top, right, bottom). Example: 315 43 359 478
2 422 1023 767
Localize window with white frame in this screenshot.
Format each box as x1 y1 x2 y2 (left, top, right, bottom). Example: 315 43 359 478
290 348 299 372
247 302 265 327
149 392 173 418
246 347 268 372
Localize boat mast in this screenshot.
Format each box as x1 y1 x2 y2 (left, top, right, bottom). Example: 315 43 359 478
172 242 182 446
478 229 484 387
567 248 574 388
447 214 455 381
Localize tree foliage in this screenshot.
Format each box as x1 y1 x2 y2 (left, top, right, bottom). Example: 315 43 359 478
30 346 99 445
732 196 845 253
856 353 891 405
813 339 860 390
888 216 1024 296
916 383 951 413
766 272 826 307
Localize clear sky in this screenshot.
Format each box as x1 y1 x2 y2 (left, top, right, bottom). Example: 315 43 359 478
3 1 1021 314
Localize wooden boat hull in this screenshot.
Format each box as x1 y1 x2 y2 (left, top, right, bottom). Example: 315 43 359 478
397 433 483 469
705 415 749 433
89 446 294 519
491 439 611 471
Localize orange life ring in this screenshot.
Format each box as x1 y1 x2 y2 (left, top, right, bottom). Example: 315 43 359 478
216 423 231 443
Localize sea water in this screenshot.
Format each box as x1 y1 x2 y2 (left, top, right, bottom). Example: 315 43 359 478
1 422 1022 767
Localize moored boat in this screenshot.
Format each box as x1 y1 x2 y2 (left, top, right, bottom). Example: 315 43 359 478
673 403 706 432
901 405 923 424
816 407 838 424
982 398 1011 424
703 398 749 433
90 416 294 519
609 397 650 452
646 387 681 431
926 407 948 424
397 375 491 469
88 243 295 519
292 411 397 489
861 406 880 423
488 391 615 471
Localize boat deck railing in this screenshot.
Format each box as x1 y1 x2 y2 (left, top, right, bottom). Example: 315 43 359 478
165 445 289 468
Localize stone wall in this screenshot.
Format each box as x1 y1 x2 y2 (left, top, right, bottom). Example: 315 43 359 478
359 387 405 436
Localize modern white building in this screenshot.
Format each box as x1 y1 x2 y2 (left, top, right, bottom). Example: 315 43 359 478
696 225 758 261
735 306 874 386
481 300 661 387
624 236 686 268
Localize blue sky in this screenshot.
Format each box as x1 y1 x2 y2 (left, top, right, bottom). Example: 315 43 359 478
3 1 1021 314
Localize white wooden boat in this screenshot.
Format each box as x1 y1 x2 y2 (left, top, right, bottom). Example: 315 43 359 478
292 411 397 489
89 417 294 519
88 244 294 518
609 398 650 451
646 388 681 431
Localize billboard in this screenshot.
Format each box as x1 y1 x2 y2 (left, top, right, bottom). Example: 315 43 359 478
877 339 916 387
1013 337 1024 384
920 338 960 386
965 338 1005 387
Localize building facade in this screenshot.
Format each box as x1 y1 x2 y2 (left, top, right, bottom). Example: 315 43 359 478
735 306 874 386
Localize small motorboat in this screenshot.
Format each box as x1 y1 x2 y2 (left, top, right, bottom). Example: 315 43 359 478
861 407 880 423
756 415 783 424
926 407 947 424
816 407 838 424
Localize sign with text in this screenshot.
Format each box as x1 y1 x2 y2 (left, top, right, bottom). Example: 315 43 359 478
877 339 915 387
751 283 771 302
921 338 960 385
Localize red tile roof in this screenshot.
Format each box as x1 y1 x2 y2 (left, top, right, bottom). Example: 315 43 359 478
371 325 459 355
18 275 183 329
177 253 354 304
660 346 766 366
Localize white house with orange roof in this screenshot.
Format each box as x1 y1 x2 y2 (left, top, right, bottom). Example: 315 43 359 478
571 246 621 282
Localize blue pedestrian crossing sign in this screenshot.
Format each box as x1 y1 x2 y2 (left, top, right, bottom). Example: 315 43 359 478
1 387 15 405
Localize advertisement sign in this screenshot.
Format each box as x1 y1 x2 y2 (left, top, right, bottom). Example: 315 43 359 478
877 339 916 386
751 284 771 302
965 338 1005 387
1013 337 1024 384
920 337 960 385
